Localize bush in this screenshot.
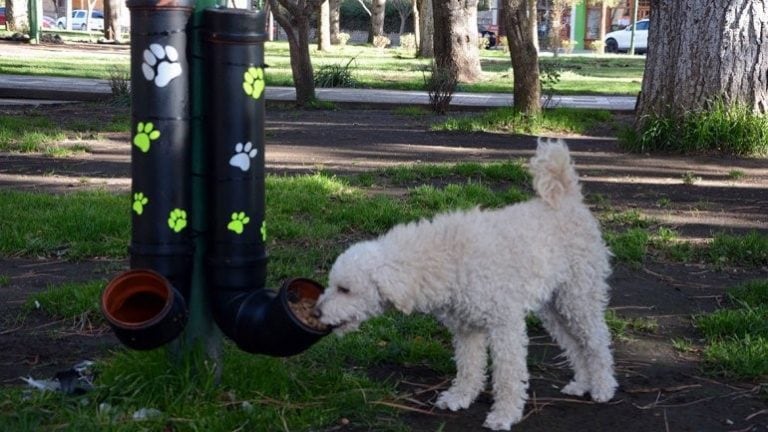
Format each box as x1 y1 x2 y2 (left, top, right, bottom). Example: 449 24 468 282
373 35 391 49
399 33 416 52
624 99 768 156
337 32 350 46
314 58 358 88
423 62 457 115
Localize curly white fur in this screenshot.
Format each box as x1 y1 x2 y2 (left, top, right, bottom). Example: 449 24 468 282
316 138 617 430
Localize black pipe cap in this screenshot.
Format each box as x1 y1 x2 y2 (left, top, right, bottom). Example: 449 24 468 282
102 269 188 350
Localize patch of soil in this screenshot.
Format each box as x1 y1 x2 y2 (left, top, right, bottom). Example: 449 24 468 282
1 103 766 431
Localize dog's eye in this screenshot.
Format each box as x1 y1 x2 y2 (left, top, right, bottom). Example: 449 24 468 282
337 286 350 294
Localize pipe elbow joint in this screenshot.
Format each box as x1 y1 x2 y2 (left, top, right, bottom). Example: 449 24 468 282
210 278 330 357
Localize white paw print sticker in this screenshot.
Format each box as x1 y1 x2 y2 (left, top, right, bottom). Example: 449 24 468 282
141 43 182 88
229 142 258 172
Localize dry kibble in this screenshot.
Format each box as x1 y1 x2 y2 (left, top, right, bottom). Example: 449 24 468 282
288 297 329 331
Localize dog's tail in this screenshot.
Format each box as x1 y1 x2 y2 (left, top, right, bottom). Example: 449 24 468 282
530 138 581 208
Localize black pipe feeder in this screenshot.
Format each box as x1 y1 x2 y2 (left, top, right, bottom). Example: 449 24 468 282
203 7 329 356
102 0 194 350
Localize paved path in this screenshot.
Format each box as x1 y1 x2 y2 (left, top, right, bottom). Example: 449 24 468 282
0 74 637 110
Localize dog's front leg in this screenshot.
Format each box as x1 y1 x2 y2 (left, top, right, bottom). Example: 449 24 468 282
483 320 529 431
435 329 487 411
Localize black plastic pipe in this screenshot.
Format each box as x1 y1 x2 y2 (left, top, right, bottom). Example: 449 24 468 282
203 7 329 356
102 0 193 350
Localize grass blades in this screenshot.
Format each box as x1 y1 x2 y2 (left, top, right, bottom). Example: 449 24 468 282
696 279 768 378
432 107 614 135
623 99 768 156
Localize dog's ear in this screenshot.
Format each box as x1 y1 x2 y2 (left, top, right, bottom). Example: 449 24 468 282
372 268 415 315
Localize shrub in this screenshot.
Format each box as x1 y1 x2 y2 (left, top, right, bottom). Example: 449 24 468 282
314 57 358 88
108 65 131 107
373 35 391 49
337 32 351 46
423 62 457 115
497 35 509 53
589 40 605 52
399 33 416 52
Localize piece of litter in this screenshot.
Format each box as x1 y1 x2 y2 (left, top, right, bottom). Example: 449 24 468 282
34 300 41 309
725 419 734 425
21 376 60 392
241 401 253 413
132 408 163 421
99 402 113 414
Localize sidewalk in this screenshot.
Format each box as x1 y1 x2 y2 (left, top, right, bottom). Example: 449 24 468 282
0 74 637 111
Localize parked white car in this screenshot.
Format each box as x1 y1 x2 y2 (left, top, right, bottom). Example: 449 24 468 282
56 9 104 31
604 18 649 53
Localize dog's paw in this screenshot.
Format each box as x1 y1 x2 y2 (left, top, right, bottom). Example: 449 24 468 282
589 376 618 403
435 390 474 411
561 380 589 397
482 409 520 431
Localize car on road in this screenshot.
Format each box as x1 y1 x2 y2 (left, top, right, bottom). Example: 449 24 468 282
604 18 649 53
0 7 6 26
56 9 104 31
43 16 56 28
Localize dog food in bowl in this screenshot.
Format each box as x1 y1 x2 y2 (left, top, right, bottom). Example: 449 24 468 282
288 297 329 331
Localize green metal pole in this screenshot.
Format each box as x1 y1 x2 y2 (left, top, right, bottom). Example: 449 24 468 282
185 0 224 377
28 0 43 44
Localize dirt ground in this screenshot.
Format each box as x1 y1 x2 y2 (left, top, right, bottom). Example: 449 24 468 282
1 103 767 431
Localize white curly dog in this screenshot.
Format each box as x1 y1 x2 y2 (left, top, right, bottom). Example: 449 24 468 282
315 139 617 430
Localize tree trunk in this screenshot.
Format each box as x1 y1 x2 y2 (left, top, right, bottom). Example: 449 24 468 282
412 0 420 49
369 0 386 43
103 0 121 41
636 0 768 125
503 0 540 115
267 0 321 106
6 0 30 32
529 0 538 52
418 0 434 57
549 2 563 55
330 0 340 44
318 0 330 51
432 0 482 82
596 2 607 53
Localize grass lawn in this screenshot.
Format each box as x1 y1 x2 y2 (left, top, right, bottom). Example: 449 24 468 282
0 38 645 96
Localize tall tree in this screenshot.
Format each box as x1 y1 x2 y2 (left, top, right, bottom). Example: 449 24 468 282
330 0 341 44
636 0 768 123
417 0 434 57
390 0 412 34
369 0 386 43
432 0 482 82
103 0 122 42
502 0 540 115
267 0 323 106
6 0 29 32
318 0 331 50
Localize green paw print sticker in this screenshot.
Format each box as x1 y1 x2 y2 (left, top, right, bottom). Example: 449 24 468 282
260 220 267 242
168 208 187 233
133 122 161 153
227 212 250 235
132 193 149 215
243 66 265 100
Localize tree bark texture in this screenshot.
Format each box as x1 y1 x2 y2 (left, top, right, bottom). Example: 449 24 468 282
267 0 322 106
418 0 434 57
330 0 341 44
412 0 420 49
637 0 768 122
103 0 121 41
318 0 331 50
503 0 541 115
369 0 386 43
6 0 30 32
432 0 482 82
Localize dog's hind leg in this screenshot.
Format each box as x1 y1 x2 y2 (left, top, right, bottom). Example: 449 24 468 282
553 280 618 403
435 329 487 411
535 302 591 397
483 317 529 431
